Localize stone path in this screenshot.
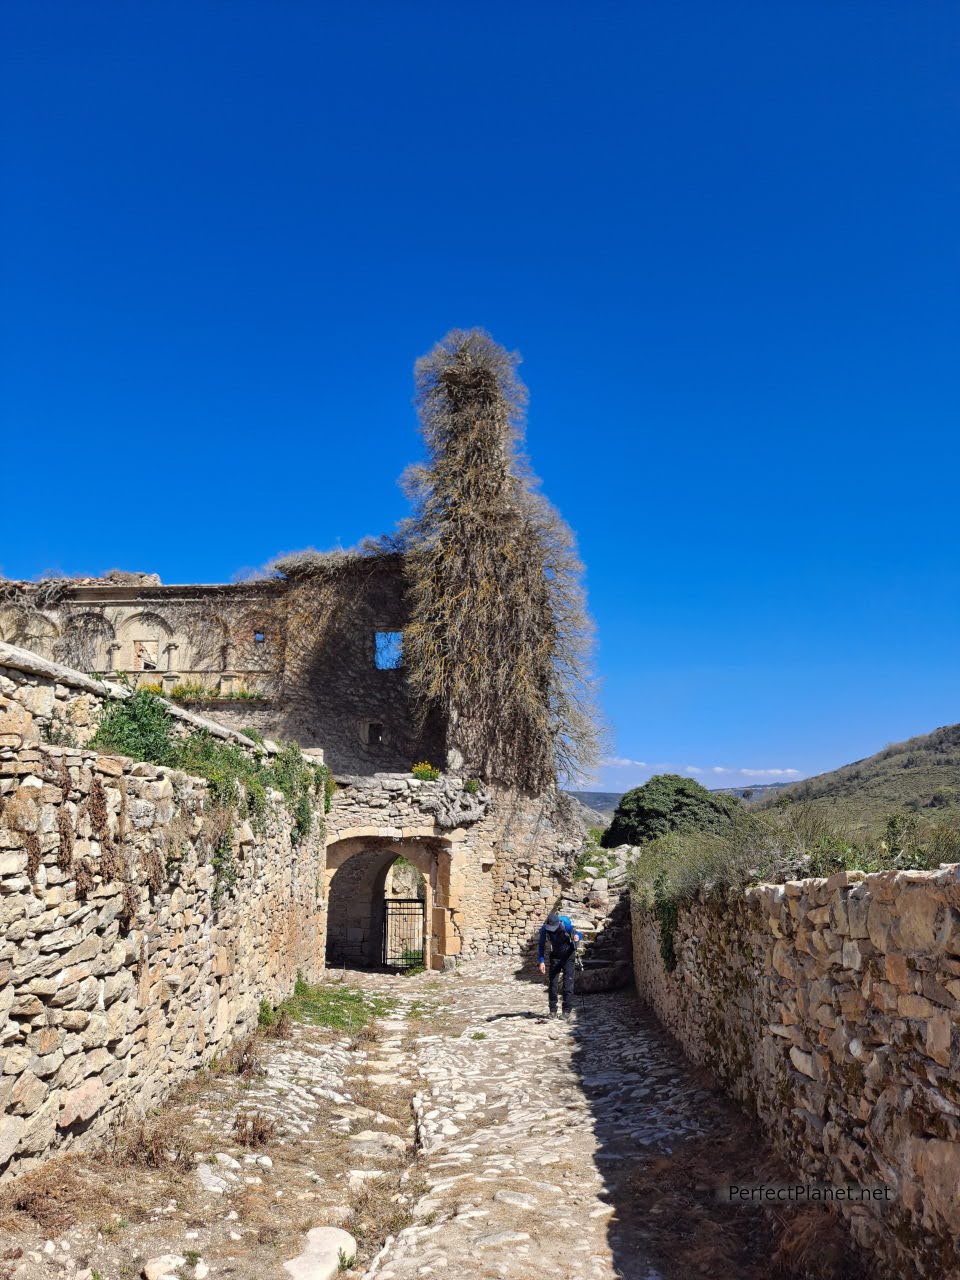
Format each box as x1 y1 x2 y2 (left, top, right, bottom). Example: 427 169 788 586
1 963 863 1280
351 962 785 1280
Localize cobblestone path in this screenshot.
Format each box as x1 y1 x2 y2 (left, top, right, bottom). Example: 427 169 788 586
355 961 789 1280
1 962 863 1280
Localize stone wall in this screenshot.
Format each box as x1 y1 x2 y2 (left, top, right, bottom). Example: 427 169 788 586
0 554 445 777
0 648 326 1181
631 866 960 1278
326 775 585 967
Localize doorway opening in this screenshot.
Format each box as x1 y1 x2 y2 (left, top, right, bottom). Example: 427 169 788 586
324 842 434 971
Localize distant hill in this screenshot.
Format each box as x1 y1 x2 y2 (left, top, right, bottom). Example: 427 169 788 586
759 723 960 830
570 791 622 825
715 782 793 803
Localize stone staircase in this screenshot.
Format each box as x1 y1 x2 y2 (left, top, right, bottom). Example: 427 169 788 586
556 845 634 991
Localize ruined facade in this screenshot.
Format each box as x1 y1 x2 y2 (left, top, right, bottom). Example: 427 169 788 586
0 555 444 777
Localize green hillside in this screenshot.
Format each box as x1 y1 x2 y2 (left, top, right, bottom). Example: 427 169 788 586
762 723 960 830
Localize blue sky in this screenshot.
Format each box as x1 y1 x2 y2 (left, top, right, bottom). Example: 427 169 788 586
3 2 959 792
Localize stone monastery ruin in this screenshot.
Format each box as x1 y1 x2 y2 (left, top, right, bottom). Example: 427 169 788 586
0 331 622 1184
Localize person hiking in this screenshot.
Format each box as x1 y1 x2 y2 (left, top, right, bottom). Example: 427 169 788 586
537 910 583 1019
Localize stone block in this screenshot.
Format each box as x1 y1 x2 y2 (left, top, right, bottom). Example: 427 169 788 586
58 1076 107 1128
893 888 947 952
926 1015 952 1067
0 1114 25 1167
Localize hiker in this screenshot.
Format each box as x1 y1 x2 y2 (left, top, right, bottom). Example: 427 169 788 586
537 910 583 1019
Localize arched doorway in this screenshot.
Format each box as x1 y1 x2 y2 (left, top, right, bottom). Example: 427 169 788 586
324 838 440 970
382 857 427 969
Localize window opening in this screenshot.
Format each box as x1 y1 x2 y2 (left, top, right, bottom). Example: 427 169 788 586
374 630 403 670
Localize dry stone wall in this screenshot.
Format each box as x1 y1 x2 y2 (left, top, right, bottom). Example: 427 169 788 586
632 866 960 1278
0 647 325 1181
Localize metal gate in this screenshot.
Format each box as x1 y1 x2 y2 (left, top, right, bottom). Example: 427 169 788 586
382 897 425 969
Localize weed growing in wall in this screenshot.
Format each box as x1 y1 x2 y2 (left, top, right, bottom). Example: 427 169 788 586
572 826 618 882
92 689 177 765
90 688 331 900
411 761 440 781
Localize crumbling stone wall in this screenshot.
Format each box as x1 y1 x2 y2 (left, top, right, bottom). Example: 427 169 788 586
632 867 960 1278
326 775 585 966
0 651 325 1181
1 558 444 777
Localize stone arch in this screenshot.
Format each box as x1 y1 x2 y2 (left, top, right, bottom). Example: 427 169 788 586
182 613 229 673
323 836 448 970
115 611 174 674
0 607 60 657
53 612 116 672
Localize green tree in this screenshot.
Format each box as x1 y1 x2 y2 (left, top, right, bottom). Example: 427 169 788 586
602 774 740 848
402 328 599 791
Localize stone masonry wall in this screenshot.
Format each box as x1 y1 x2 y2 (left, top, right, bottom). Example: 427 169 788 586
327 775 585 966
0 648 326 1181
631 866 960 1278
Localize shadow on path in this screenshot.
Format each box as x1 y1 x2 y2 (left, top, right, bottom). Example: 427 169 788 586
566 987 869 1280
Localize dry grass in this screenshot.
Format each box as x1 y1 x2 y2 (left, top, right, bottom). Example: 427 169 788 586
0 1156 134 1234
345 1157 426 1257
232 1110 277 1148
261 1008 292 1040
771 1211 871 1279
218 1034 266 1079
348 1021 381 1051
0 1161 88 1232
109 1110 196 1172
613 1131 868 1280
343 1075 412 1125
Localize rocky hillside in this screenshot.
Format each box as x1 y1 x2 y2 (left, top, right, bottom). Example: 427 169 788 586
760 722 960 829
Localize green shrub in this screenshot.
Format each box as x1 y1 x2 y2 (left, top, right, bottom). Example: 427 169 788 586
89 693 328 901
602 773 740 848
628 805 960 970
412 761 441 781
91 689 176 764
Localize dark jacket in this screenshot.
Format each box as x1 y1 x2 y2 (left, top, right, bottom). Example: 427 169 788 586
538 915 582 964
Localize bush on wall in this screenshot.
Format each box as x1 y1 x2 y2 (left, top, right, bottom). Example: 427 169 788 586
91 689 330 898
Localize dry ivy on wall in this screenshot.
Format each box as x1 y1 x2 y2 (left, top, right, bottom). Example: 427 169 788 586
402 328 600 792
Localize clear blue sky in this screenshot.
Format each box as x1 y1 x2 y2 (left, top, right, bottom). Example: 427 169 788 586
3 2 959 792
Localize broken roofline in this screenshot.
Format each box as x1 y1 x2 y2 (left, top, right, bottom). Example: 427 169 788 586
1 549 403 600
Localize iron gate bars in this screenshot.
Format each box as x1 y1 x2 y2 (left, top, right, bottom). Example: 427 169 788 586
382 897 424 969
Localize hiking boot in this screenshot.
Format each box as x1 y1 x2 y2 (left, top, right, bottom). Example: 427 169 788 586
550 1009 562 1019
563 1008 575 1021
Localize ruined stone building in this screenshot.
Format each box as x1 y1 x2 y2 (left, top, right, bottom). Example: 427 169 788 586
0 553 441 777
0 548 610 990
